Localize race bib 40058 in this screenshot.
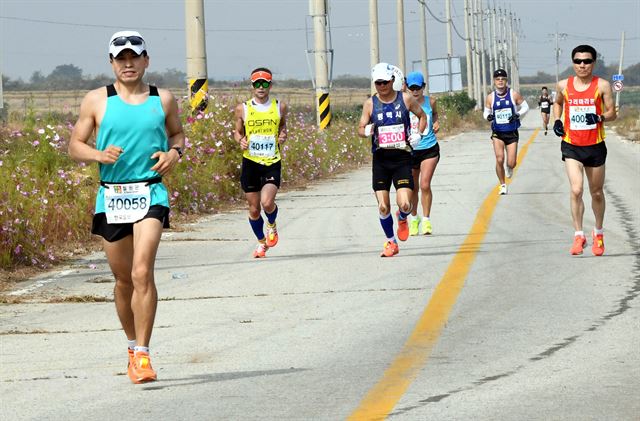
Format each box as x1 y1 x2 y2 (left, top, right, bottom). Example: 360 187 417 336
104 182 151 224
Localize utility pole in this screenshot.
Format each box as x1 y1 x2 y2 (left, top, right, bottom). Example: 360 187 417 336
507 9 514 84
419 0 430 94
464 0 473 98
498 8 506 70
445 0 453 94
514 18 521 91
369 0 380 94
479 0 487 97
185 0 209 112
490 4 497 73
397 0 406 74
615 31 625 111
472 0 481 107
311 0 331 129
552 25 568 88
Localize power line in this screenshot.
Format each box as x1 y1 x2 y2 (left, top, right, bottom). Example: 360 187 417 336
417 0 469 42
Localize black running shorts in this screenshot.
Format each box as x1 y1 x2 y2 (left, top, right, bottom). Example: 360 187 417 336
411 143 440 169
491 130 519 145
91 205 170 243
240 157 282 193
561 141 607 168
372 149 414 191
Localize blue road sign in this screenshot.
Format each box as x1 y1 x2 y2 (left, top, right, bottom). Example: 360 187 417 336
612 74 624 81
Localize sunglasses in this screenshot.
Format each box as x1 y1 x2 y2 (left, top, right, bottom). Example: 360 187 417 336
573 58 594 65
408 85 423 91
374 80 391 86
111 36 144 47
495 77 507 81
252 80 271 89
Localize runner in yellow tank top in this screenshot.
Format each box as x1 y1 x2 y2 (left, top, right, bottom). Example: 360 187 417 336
234 67 288 258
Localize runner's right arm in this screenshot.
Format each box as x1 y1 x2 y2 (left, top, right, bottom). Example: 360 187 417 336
358 98 374 138
483 94 494 121
68 89 122 164
234 103 248 150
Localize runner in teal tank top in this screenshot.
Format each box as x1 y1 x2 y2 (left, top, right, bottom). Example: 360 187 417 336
68 30 184 385
406 71 441 236
94 83 170 214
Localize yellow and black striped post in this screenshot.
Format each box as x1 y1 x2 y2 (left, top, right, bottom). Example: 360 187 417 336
188 78 208 113
317 91 331 129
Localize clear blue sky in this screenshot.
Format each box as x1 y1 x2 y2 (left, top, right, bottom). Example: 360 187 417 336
1 0 638 81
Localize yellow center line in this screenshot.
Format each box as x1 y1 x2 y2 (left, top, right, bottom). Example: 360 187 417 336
348 128 540 421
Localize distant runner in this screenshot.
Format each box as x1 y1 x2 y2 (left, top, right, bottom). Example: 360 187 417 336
539 86 552 135
553 45 616 256
484 69 529 195
234 68 287 258
358 63 426 257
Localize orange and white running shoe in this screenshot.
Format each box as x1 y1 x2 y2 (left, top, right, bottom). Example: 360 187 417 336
396 211 409 241
592 231 605 256
128 351 157 384
127 348 135 370
381 241 399 257
570 235 587 255
253 242 268 258
265 223 278 247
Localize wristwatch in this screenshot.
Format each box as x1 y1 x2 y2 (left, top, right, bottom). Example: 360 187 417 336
171 146 183 158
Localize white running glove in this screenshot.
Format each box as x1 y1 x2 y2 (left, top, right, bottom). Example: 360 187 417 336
409 133 421 147
364 124 374 137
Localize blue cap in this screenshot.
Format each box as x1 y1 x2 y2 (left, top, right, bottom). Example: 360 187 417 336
406 71 425 88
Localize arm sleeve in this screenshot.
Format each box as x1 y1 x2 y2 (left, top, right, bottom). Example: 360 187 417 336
483 107 492 119
517 100 529 117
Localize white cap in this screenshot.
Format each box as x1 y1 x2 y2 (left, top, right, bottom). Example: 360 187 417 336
371 62 394 81
109 31 147 58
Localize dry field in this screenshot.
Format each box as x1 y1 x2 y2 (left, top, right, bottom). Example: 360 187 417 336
3 87 371 117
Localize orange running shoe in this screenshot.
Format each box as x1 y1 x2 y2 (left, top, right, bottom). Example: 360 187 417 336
128 351 157 384
253 242 268 258
396 211 409 241
381 241 399 257
569 235 587 255
592 231 605 256
127 348 135 369
265 223 278 247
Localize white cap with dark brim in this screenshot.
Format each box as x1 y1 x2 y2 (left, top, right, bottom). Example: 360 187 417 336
371 62 394 82
109 30 147 58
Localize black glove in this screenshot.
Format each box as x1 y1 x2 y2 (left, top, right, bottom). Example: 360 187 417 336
553 120 565 137
508 113 520 123
585 113 601 125
486 114 494 122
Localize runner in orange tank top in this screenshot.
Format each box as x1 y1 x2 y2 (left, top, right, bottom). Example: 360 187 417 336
552 45 616 256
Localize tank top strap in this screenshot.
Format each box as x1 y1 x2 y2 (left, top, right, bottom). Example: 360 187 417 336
106 84 117 97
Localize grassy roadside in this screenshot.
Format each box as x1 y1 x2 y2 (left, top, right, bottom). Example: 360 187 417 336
0 91 484 290
611 106 640 142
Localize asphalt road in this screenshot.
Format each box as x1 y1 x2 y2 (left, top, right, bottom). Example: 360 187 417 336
2 114 638 420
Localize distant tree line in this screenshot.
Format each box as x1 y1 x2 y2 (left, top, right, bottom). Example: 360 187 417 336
2 58 637 92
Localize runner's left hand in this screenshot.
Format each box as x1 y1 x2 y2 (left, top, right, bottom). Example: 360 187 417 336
508 113 520 123
150 150 179 176
585 113 600 125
